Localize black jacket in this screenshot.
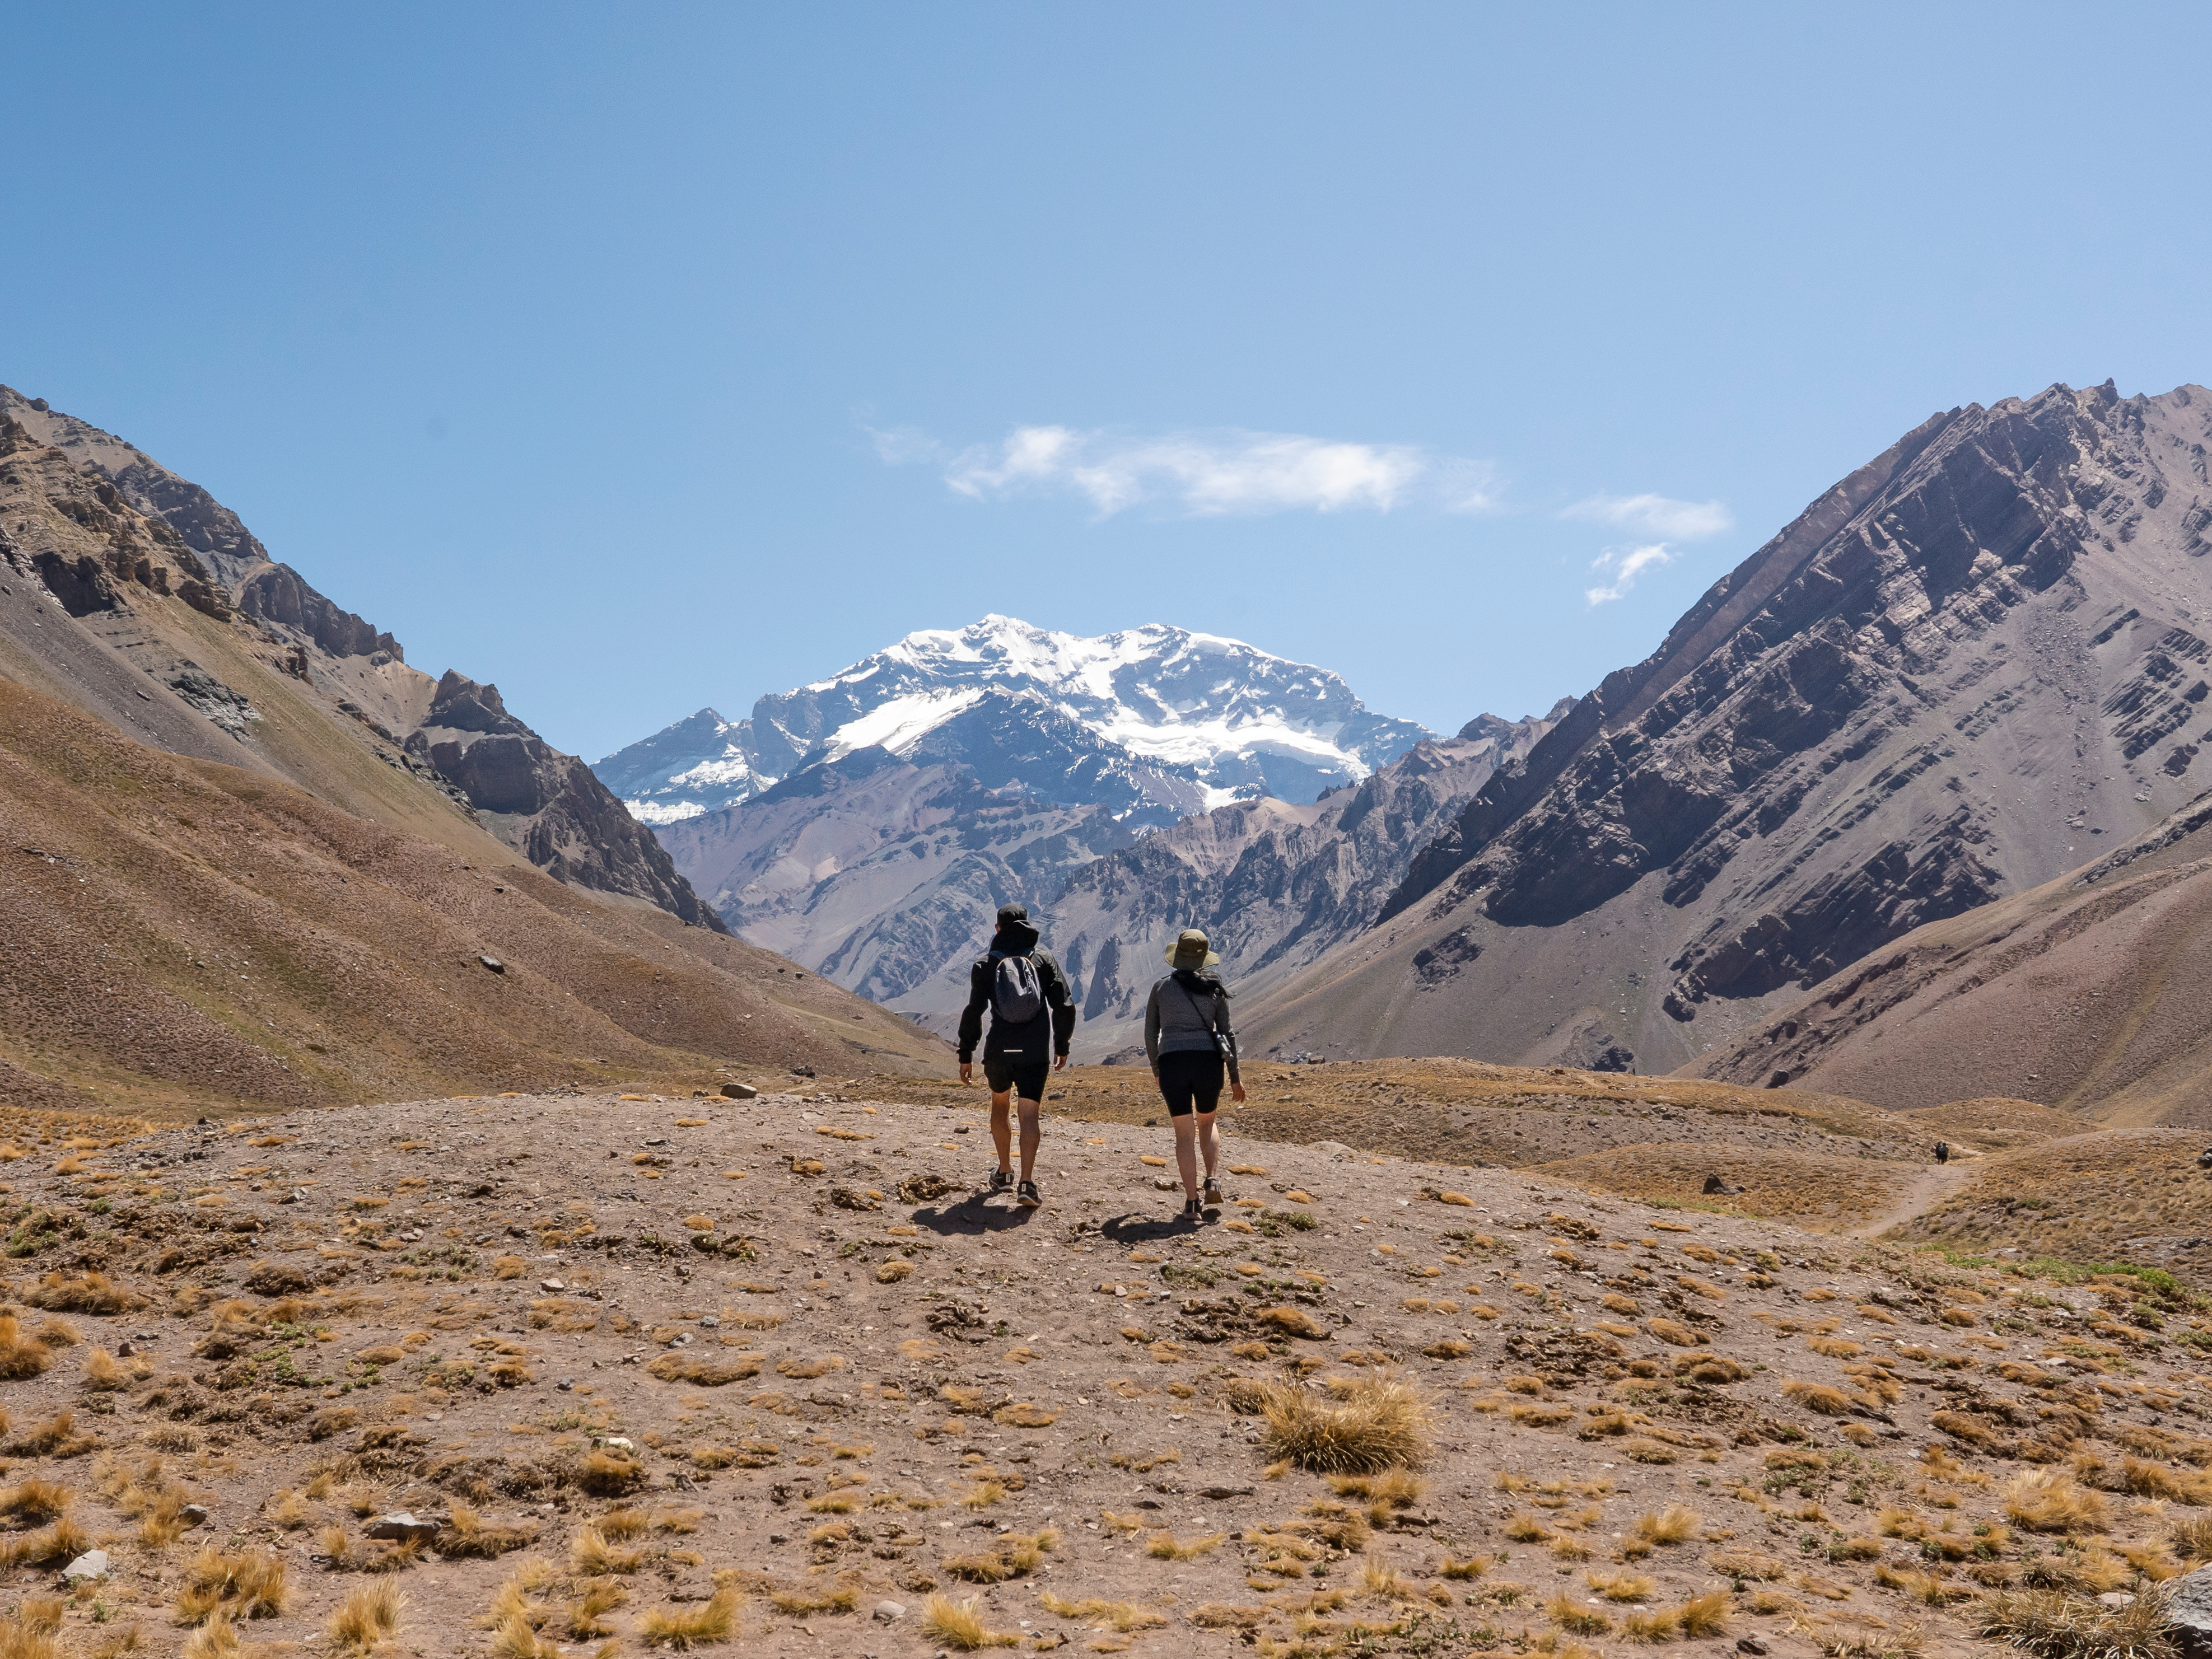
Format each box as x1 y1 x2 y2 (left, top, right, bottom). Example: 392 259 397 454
956 918 1076 1063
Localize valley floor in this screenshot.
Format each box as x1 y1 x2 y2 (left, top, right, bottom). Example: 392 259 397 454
2 1079 2210 1656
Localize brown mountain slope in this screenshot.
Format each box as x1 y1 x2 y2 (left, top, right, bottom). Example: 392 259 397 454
0 660 942 1119
1249 381 2212 1073
1687 788 2212 1126
0 386 718 927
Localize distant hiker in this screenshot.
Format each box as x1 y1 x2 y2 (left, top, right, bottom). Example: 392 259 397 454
1145 929 1246 1223
1934 1141 1949 1165
957 903 1076 1209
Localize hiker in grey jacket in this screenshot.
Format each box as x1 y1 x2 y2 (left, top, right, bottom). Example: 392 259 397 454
1144 928 1245 1223
956 904 1076 1209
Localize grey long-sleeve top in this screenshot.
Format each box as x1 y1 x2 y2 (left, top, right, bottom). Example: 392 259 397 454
1144 971 1240 1085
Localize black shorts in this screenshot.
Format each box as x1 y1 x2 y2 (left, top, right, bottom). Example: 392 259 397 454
984 1055 1050 1102
1156 1052 1225 1118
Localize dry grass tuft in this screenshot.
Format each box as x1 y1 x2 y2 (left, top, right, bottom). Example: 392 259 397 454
1547 1592 1611 1635
1259 1373 1430 1474
644 1352 760 1386
1971 1588 2170 1659
1588 1569 1655 1601
7 1411 97 1459
175 1549 288 1624
27 1271 137 1315
5 1513 91 1568
767 1582 859 1616
2170 1512 2212 1562
1144 1530 1223 1562
1782 1378 1855 1416
571 1523 646 1576
1037 1592 1168 1632
918 1593 1020 1649
0 1476 71 1526
945 1528 1060 1581
2005 1471 2111 1535
637 1587 739 1649
327 1581 402 1656
1630 1506 1698 1549
435 1506 540 1558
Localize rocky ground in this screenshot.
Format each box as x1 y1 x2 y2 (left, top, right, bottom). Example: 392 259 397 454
3 1083 2211 1657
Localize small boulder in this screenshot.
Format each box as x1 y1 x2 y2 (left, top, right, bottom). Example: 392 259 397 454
365 1512 445 1544
720 1082 758 1100
62 1549 111 1584
478 955 505 974
2164 1561 2212 1653
872 1600 906 1623
179 1504 210 1529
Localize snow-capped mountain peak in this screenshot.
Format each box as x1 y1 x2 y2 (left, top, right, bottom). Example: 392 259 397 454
594 615 1431 826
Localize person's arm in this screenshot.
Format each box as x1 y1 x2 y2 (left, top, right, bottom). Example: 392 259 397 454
1213 988 1242 1090
956 961 987 1066
1144 982 1161 1073
1042 952 1076 1064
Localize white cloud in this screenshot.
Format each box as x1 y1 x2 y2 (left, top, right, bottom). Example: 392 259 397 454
1563 492 1733 541
1585 543 1676 605
880 422 1500 519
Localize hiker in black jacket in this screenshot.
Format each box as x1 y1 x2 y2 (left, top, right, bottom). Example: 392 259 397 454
956 904 1076 1208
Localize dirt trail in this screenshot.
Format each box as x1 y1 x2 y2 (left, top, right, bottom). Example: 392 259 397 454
1849 1157 1978 1237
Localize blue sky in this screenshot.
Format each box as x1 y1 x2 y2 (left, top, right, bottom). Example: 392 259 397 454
7 4 2211 760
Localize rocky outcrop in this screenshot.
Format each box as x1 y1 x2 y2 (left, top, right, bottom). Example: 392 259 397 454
0 386 725 935
1252 382 2212 1071
410 672 727 932
236 563 403 660
1038 714 1562 1053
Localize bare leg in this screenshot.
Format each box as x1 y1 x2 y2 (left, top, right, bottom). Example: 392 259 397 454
1174 1114 1200 1199
990 1090 1014 1172
1194 1111 1220 1186
1018 1099 1041 1180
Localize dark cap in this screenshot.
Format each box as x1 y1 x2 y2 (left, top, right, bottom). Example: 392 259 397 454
995 904 1029 926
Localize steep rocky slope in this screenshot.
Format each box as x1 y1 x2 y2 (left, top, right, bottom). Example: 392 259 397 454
1251 381 2212 1073
4 1082 2209 1659
596 614 1434 825
1689 785 2212 1127
0 668 941 1118
1039 711 1567 1058
659 711 1562 1052
0 385 717 928
655 750 1136 1010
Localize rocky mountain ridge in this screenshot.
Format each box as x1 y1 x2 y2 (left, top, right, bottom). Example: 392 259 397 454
595 613 1435 825
1248 381 2212 1079
0 384 718 929
656 704 1567 1051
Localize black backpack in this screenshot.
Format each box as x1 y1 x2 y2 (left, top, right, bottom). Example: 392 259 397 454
991 952 1045 1024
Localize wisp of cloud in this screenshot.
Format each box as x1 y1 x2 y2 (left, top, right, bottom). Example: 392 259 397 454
1585 542 1676 605
877 423 1499 518
1563 492 1734 540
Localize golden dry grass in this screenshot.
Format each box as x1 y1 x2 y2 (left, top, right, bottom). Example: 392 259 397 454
1037 1593 1168 1632
1971 1587 2171 1659
1144 1531 1224 1561
327 1581 402 1656
637 1588 738 1649
174 1549 287 1624
643 1352 760 1386
767 1582 858 1616
2005 1471 2111 1535
918 1593 1020 1649
0 1317 53 1380
1259 1374 1430 1474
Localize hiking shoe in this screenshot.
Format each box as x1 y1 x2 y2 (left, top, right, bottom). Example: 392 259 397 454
1182 1196 1206 1222
1201 1178 1224 1209
1016 1179 1043 1209
987 1168 1015 1196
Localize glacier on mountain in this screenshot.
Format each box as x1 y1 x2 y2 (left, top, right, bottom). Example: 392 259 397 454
594 614 1432 825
